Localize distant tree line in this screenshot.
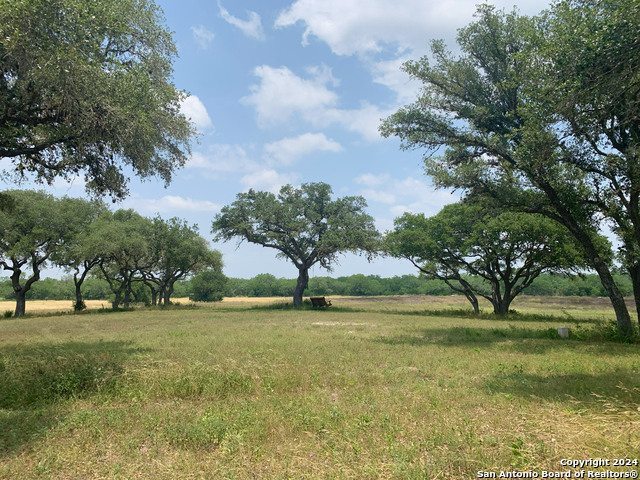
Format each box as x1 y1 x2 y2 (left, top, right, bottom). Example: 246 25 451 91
0 190 225 316
1 273 632 302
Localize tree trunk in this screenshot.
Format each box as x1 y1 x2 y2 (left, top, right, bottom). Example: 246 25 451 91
123 274 132 308
10 260 41 317
158 284 166 305
538 183 634 337
14 290 26 317
73 269 88 311
592 258 633 337
467 293 480 314
112 290 122 309
492 281 512 315
492 297 511 315
163 282 174 305
293 267 309 306
629 264 640 331
151 289 157 306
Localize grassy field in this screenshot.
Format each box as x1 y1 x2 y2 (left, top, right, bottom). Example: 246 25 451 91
0 296 638 479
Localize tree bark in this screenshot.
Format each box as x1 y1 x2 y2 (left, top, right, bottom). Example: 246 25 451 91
591 257 633 337
112 290 122 309
491 280 512 315
73 268 89 311
629 264 640 331
14 290 26 317
163 282 174 305
293 267 309 306
9 258 43 317
535 182 634 337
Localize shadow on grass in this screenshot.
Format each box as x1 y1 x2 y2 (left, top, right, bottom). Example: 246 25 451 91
0 408 60 456
374 325 640 353
379 308 606 324
485 371 639 412
0 340 149 456
0 340 149 409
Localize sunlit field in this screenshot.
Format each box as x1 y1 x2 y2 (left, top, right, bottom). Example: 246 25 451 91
0 296 637 479
1 294 636 319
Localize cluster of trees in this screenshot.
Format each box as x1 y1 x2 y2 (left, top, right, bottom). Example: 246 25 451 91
0 190 224 316
385 199 591 314
380 0 640 337
0 0 637 340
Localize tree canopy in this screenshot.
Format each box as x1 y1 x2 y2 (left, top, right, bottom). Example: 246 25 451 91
385 200 588 314
0 190 77 316
0 0 196 199
140 216 223 305
380 2 639 336
211 182 381 305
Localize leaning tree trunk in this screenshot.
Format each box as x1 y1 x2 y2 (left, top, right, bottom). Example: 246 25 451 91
73 269 90 311
629 264 640 331
538 182 634 337
592 257 633 337
293 267 309 306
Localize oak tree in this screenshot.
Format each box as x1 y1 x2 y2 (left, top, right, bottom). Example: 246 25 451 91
0 190 76 316
380 4 638 336
0 0 195 199
385 201 587 314
212 183 380 306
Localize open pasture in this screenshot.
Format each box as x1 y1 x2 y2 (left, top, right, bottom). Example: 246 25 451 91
0 297 637 479
3 293 635 319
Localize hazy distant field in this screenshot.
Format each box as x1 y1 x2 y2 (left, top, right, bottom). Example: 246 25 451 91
1 294 636 319
0 297 637 479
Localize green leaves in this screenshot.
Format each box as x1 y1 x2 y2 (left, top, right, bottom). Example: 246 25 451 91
0 0 195 199
212 183 381 272
385 200 588 314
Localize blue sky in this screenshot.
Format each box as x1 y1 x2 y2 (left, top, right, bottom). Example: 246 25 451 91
9 0 552 279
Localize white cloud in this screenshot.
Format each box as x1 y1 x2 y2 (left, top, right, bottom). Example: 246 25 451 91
191 25 215 49
360 189 395 204
180 95 213 131
369 55 420 104
354 173 391 187
240 170 301 194
390 205 412 217
126 195 222 214
186 145 258 175
263 133 343 166
355 173 460 217
241 65 389 141
241 65 338 127
275 0 548 57
326 101 393 141
218 2 265 40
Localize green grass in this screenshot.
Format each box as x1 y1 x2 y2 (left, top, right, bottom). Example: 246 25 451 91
0 298 638 479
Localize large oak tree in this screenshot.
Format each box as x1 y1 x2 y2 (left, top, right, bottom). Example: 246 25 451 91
0 0 195 199
212 183 380 306
380 3 638 337
385 200 588 314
